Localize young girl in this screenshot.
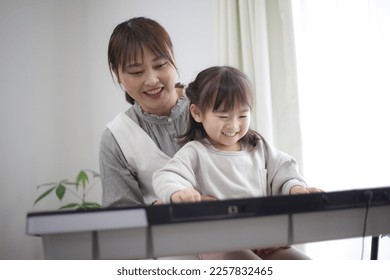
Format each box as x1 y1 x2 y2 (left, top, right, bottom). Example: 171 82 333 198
153 66 319 204
153 66 321 260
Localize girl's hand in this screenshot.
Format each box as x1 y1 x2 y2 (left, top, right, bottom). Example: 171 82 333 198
290 185 323 195
171 188 202 203
201 194 217 201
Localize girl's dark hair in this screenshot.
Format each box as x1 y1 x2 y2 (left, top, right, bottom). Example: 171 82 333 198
108 17 177 104
179 66 262 147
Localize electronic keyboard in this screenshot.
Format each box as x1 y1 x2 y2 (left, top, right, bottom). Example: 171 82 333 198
26 186 390 259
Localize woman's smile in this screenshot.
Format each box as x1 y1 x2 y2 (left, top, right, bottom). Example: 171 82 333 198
144 87 164 95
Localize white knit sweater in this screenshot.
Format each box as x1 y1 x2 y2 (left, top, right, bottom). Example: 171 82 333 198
153 139 307 204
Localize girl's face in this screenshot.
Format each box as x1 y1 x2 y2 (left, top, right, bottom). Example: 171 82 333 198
191 104 251 151
117 47 178 116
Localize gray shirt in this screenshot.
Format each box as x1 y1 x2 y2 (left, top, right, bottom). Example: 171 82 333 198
99 95 189 207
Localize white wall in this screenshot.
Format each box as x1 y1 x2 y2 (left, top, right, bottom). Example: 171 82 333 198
0 0 213 259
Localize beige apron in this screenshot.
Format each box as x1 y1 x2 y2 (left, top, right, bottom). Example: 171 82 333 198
107 112 170 204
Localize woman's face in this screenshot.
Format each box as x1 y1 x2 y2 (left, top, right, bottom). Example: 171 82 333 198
117 47 178 116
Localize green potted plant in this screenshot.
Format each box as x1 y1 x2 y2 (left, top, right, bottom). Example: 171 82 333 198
34 169 101 210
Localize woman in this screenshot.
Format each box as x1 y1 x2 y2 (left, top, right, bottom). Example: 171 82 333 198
100 17 191 207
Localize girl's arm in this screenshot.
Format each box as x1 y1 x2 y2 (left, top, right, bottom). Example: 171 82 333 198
153 145 198 203
262 139 308 196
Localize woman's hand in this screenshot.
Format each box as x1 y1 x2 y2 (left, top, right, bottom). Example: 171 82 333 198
290 185 323 195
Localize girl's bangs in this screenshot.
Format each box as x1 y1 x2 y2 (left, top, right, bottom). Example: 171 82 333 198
213 77 252 112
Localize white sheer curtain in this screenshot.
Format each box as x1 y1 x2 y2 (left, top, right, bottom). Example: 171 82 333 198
214 0 304 169
292 0 390 259
293 0 390 191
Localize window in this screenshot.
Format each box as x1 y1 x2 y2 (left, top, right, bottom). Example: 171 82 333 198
292 0 390 259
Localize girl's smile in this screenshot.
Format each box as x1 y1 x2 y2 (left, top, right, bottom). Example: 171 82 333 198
222 131 239 137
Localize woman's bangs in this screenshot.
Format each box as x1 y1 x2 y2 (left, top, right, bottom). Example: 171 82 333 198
122 40 174 70
120 36 144 70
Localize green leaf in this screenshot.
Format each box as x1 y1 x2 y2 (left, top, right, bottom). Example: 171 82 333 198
55 184 66 200
80 202 101 209
59 203 80 210
76 170 89 189
33 186 56 205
